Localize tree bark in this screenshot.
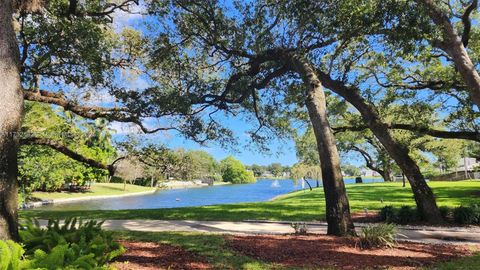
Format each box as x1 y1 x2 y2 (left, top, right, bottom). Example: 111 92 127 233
333 123 480 142
288 55 355 236
415 0 480 108
317 71 444 223
379 168 393 182
0 0 23 240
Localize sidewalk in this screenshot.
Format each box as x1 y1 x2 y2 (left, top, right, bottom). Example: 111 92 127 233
67 219 480 245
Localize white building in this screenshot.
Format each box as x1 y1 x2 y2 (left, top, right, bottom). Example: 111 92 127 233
360 169 380 177
456 157 480 172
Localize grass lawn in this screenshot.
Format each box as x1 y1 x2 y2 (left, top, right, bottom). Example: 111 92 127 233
22 180 480 221
432 254 480 270
30 183 155 201
114 231 480 270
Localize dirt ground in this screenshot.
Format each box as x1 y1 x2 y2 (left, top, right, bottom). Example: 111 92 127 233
111 234 477 270
228 234 477 270
112 240 212 270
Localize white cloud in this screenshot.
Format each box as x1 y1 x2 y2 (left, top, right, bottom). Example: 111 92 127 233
108 121 142 135
111 0 147 32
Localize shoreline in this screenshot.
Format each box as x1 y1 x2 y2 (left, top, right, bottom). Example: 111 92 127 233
23 189 157 209
23 181 232 209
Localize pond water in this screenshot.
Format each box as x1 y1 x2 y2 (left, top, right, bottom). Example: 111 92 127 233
33 178 382 211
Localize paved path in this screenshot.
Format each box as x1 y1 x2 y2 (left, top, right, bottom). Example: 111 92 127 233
76 219 480 245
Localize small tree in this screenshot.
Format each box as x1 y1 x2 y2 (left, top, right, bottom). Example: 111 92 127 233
220 156 256 184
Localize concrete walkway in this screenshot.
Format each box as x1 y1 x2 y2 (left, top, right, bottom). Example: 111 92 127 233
84 220 480 245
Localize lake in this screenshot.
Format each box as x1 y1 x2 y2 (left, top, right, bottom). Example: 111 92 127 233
34 178 382 211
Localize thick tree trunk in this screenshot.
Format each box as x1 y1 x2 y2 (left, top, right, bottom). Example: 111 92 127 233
416 0 480 107
0 0 23 240
289 55 355 236
379 168 392 182
318 72 444 223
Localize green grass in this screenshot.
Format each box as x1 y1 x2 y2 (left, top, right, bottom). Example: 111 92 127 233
22 181 480 221
114 231 288 269
30 183 155 200
428 253 480 270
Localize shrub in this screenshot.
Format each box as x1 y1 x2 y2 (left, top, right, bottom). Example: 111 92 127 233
359 224 398 249
19 218 124 268
453 206 476 224
439 206 451 221
453 205 480 224
379 206 397 223
397 206 418 224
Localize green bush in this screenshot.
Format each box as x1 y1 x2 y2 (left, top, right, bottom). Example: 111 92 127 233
220 156 256 184
439 206 451 221
0 240 31 270
379 206 397 223
397 206 418 224
359 224 398 249
453 205 480 224
19 218 124 268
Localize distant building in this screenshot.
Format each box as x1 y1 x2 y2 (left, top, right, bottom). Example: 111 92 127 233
360 169 380 177
456 157 480 172
261 171 274 178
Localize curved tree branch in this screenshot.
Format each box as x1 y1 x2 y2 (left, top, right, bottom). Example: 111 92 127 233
333 123 480 142
461 0 478 47
19 137 124 176
23 89 179 134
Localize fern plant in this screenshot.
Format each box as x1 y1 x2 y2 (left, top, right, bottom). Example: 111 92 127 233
0 240 31 270
19 218 124 268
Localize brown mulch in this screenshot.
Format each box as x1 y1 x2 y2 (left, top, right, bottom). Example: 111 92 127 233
227 235 478 270
351 211 382 223
112 240 212 270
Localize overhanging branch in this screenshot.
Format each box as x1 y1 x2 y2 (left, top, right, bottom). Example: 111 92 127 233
19 137 125 176
333 124 480 142
23 89 178 134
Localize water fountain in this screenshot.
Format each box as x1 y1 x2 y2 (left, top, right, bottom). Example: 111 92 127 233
271 179 280 188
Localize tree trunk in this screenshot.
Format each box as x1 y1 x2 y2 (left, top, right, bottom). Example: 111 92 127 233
381 164 393 182
0 0 23 240
289 55 355 236
379 169 392 182
318 72 444 223
416 0 480 108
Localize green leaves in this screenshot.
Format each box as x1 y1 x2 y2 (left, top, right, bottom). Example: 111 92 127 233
18 218 124 269
220 156 256 184
19 102 116 194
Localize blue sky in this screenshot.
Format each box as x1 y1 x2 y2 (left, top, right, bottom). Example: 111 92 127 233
110 113 299 166
102 1 366 167
103 3 301 166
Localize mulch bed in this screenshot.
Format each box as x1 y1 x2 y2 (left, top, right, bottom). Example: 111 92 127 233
112 240 212 270
227 234 478 270
351 211 382 223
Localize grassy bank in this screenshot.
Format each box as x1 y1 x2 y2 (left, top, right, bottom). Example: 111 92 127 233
30 183 155 201
22 181 480 221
